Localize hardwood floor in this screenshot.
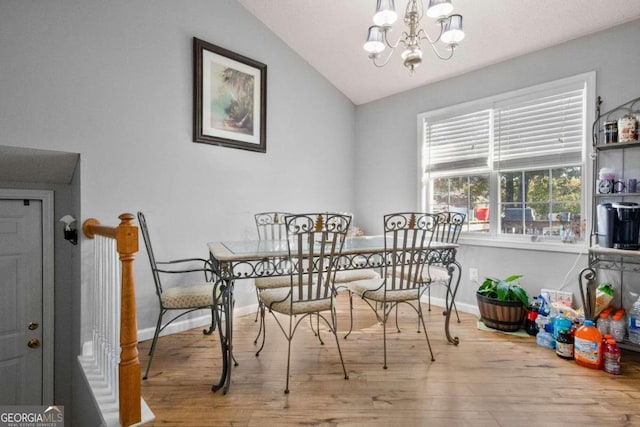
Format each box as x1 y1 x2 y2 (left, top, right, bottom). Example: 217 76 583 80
139 294 640 426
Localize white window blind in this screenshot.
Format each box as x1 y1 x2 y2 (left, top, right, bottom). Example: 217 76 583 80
494 86 585 170
424 109 491 173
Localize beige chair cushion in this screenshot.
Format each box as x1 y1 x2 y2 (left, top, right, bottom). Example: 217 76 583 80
255 276 294 290
347 278 424 303
334 269 380 283
161 283 218 309
259 286 332 315
386 265 450 283
424 265 450 283
257 269 380 290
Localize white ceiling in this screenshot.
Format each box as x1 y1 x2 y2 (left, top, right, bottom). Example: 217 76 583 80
237 0 640 105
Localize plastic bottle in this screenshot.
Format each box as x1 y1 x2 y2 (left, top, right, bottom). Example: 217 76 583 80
628 296 640 345
535 314 550 336
525 297 539 336
574 320 602 369
610 310 626 342
538 293 551 317
555 327 574 360
553 317 572 339
597 308 612 336
602 338 621 375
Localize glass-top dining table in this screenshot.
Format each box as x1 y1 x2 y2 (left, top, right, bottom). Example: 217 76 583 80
207 235 461 394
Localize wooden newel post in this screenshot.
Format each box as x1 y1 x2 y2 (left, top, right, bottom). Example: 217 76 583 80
116 213 141 426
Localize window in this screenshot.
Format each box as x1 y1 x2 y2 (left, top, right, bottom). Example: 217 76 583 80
419 73 594 242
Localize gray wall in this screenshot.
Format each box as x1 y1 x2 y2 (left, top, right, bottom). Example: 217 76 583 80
0 0 355 334
0 0 355 422
354 20 640 309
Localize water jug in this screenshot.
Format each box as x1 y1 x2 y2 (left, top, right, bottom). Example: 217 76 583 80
574 320 602 369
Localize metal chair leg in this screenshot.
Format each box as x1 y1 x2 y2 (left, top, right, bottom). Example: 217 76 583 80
254 288 260 322
255 305 267 357
203 305 216 335
383 307 388 370
344 291 354 339
143 311 165 380
253 303 264 345
418 304 435 361
313 314 324 345
331 305 349 380
284 315 293 394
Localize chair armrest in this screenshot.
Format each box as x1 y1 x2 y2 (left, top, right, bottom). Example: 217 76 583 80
156 257 210 265
155 267 210 274
155 258 215 281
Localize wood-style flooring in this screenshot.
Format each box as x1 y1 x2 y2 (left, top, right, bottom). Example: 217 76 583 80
139 294 640 426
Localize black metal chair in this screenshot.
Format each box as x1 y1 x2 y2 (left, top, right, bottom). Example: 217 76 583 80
253 212 380 352
424 211 465 322
346 212 439 369
253 212 292 352
256 213 351 393
384 211 464 328
137 211 220 380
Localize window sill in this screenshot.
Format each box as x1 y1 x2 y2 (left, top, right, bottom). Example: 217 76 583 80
458 235 589 254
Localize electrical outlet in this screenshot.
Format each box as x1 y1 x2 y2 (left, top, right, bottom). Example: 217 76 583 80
469 267 478 282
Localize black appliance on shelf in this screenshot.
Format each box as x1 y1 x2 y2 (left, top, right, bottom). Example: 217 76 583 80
597 202 640 250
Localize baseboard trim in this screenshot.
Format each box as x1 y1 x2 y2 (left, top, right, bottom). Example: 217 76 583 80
137 298 479 342
137 303 259 342
421 296 480 317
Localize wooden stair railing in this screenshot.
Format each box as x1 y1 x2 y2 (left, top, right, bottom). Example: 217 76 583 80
83 213 141 426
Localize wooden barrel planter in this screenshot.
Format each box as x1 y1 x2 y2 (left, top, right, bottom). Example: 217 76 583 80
476 292 526 332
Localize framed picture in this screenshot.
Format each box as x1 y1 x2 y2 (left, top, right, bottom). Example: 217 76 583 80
193 37 267 153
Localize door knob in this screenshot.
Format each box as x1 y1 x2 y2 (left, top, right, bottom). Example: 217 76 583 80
28 322 39 331
27 338 40 348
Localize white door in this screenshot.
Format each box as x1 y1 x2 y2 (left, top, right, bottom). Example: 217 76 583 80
0 198 44 404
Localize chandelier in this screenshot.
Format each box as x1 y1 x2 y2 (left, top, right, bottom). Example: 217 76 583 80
363 0 465 73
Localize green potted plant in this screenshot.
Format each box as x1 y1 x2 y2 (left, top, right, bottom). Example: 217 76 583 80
476 275 529 332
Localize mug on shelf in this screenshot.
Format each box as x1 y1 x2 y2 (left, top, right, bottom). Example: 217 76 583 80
597 179 625 194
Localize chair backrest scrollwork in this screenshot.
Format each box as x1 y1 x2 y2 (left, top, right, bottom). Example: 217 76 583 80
434 211 465 244
383 212 440 292
255 212 291 241
284 213 351 302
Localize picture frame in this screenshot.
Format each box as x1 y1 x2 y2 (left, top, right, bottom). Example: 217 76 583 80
193 37 267 153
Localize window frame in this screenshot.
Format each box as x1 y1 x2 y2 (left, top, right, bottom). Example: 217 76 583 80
417 72 596 252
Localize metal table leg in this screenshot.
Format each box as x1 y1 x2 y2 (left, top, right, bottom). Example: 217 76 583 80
444 261 461 345
211 278 234 394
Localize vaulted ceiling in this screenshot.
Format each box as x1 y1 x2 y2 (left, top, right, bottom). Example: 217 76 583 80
238 0 640 105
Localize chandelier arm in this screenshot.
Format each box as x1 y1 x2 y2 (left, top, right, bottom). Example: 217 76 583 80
382 28 408 50
426 42 456 60
369 40 405 68
416 24 454 60
371 30 410 67
417 22 445 45
371 47 399 68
